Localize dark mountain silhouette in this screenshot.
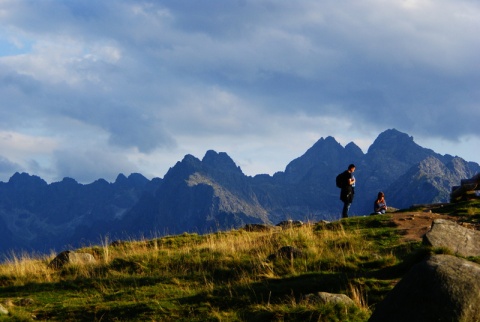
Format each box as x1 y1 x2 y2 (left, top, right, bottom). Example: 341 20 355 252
0 173 158 255
0 129 478 256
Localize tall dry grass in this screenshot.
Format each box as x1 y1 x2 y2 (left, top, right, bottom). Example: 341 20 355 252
0 251 55 285
0 222 372 290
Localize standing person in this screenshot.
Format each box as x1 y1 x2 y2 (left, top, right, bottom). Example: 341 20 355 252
339 164 356 218
374 192 387 214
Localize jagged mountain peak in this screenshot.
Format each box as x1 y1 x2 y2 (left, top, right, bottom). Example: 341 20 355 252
51 177 80 189
291 136 344 163
114 173 149 189
310 136 342 150
90 178 110 189
59 177 79 184
182 154 202 165
202 150 243 174
367 129 435 163
162 154 203 182
368 129 415 151
8 172 47 188
283 136 355 183
345 142 365 159
115 173 128 183
127 173 149 185
161 150 244 186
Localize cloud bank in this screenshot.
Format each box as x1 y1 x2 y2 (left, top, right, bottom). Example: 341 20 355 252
0 0 479 183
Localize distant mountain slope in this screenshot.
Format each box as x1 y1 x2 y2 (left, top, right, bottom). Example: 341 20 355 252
386 156 477 208
0 129 478 256
0 173 157 254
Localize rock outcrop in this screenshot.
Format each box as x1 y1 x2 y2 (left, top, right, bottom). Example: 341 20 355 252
305 292 356 307
369 255 480 322
48 251 96 269
423 219 480 257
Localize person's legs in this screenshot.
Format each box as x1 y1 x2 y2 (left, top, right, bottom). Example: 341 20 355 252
342 202 351 218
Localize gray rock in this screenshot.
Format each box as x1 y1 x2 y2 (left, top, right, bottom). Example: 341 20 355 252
0 303 8 315
369 254 480 322
305 292 356 307
48 250 96 269
423 219 480 257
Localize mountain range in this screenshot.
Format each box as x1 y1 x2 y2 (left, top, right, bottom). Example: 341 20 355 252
0 129 478 256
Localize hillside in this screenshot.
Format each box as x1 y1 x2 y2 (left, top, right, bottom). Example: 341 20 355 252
0 200 479 321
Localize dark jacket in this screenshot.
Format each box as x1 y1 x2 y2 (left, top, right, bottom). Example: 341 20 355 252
339 170 354 203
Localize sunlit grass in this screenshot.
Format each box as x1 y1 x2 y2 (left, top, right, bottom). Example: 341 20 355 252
2 203 469 321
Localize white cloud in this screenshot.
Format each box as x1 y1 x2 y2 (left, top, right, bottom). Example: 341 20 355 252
0 131 57 157
53 147 140 183
0 0 478 183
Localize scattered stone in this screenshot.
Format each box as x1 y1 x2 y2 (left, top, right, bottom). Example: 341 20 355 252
315 220 334 230
369 255 480 322
276 220 303 229
305 292 356 307
48 250 96 269
423 219 480 257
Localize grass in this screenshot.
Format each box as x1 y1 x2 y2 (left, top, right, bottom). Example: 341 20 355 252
0 200 478 321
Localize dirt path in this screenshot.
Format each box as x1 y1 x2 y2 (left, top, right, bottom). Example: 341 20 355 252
391 212 461 242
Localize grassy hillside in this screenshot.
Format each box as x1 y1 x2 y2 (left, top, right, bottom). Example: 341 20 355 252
0 200 479 321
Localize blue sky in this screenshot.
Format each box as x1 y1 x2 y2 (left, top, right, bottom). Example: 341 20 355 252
0 0 479 183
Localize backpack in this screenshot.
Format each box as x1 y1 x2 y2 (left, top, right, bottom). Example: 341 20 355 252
336 171 346 188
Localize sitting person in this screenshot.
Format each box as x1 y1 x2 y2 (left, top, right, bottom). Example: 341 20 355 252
374 192 388 214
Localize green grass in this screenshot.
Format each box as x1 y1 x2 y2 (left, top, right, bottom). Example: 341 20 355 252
0 200 479 321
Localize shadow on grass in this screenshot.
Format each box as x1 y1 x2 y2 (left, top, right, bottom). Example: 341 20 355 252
178 243 432 313
0 275 170 296
34 302 156 321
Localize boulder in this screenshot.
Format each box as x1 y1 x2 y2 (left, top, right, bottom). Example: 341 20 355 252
369 254 480 322
305 292 356 307
423 219 480 257
0 304 8 315
48 250 96 269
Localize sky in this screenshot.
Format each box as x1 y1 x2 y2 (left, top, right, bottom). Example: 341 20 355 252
0 0 479 184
